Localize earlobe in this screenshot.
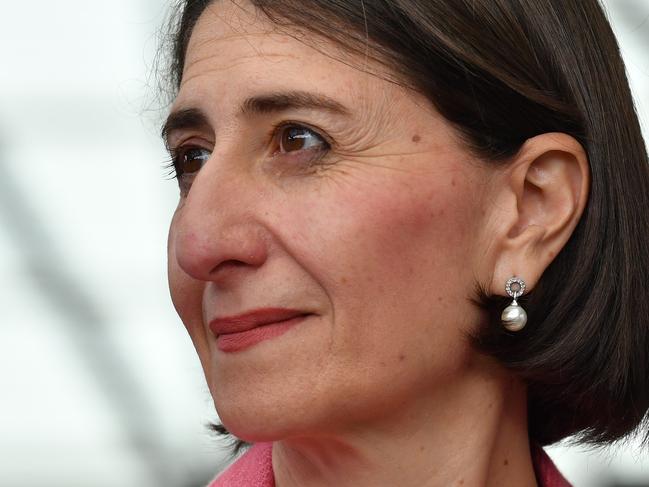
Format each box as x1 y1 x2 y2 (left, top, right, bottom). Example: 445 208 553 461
487 133 590 298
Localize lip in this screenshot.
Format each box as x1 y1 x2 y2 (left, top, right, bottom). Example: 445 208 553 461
209 308 311 352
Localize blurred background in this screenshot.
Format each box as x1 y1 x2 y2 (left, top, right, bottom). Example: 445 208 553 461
0 1 647 486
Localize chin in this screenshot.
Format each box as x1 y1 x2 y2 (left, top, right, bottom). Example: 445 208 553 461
209 374 284 439
215 396 300 443
211 377 337 443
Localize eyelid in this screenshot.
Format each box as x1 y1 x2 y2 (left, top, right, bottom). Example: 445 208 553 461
167 121 332 154
167 135 214 155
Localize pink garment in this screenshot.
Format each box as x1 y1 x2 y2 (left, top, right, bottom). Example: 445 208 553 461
208 441 571 487
531 443 572 487
209 443 275 487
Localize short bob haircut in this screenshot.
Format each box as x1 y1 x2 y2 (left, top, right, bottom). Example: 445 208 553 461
162 0 649 447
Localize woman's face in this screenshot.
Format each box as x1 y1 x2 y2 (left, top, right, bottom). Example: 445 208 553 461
167 0 494 440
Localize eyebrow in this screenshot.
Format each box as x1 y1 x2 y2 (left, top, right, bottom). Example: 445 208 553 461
241 90 350 117
161 90 350 143
161 108 210 145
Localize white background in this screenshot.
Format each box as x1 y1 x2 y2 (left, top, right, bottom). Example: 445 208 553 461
0 1 647 486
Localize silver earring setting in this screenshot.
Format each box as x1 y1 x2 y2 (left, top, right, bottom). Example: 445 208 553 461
501 277 527 331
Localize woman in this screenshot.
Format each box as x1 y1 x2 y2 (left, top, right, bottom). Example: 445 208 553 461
161 0 649 485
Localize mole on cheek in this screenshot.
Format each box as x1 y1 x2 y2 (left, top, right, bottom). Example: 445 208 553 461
412 134 421 143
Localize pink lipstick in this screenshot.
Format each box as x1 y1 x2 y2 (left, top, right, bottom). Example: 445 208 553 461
209 308 311 352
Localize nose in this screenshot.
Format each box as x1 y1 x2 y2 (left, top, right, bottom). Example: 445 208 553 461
171 168 269 284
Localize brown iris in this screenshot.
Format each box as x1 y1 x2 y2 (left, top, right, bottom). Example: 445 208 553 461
180 148 210 174
280 126 323 153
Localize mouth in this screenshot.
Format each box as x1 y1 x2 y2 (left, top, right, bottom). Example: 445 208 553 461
209 308 313 353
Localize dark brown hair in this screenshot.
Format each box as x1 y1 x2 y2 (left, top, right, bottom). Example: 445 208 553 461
164 0 649 447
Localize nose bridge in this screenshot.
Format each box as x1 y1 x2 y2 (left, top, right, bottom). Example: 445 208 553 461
172 164 269 282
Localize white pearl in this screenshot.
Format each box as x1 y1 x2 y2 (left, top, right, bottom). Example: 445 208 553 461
501 303 527 331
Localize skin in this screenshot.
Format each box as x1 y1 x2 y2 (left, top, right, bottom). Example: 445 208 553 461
166 1 590 486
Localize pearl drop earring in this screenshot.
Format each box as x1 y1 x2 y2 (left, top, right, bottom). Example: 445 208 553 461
501 277 527 331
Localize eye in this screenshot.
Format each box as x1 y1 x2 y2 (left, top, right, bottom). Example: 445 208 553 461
175 147 211 176
273 123 330 161
167 146 211 195
279 125 326 152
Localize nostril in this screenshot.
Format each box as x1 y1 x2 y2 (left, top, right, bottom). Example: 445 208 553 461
209 259 253 279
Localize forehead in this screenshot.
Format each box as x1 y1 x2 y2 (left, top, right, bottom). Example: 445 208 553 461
175 0 392 114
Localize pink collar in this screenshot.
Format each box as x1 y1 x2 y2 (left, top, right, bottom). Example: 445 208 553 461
209 441 571 486
531 442 572 486
209 443 275 487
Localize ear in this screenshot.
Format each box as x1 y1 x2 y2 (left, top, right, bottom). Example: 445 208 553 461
480 133 590 297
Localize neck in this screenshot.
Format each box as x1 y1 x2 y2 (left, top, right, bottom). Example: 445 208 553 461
272 357 538 487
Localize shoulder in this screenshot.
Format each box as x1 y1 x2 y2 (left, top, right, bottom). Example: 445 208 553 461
207 442 275 487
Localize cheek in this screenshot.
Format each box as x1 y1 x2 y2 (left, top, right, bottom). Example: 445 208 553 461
348 176 477 335
167 219 212 372
361 184 472 260
305 169 477 291
282 163 482 355
168 261 202 333
261 167 482 426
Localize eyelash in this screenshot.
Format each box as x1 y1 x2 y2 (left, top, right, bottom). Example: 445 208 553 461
162 121 332 183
